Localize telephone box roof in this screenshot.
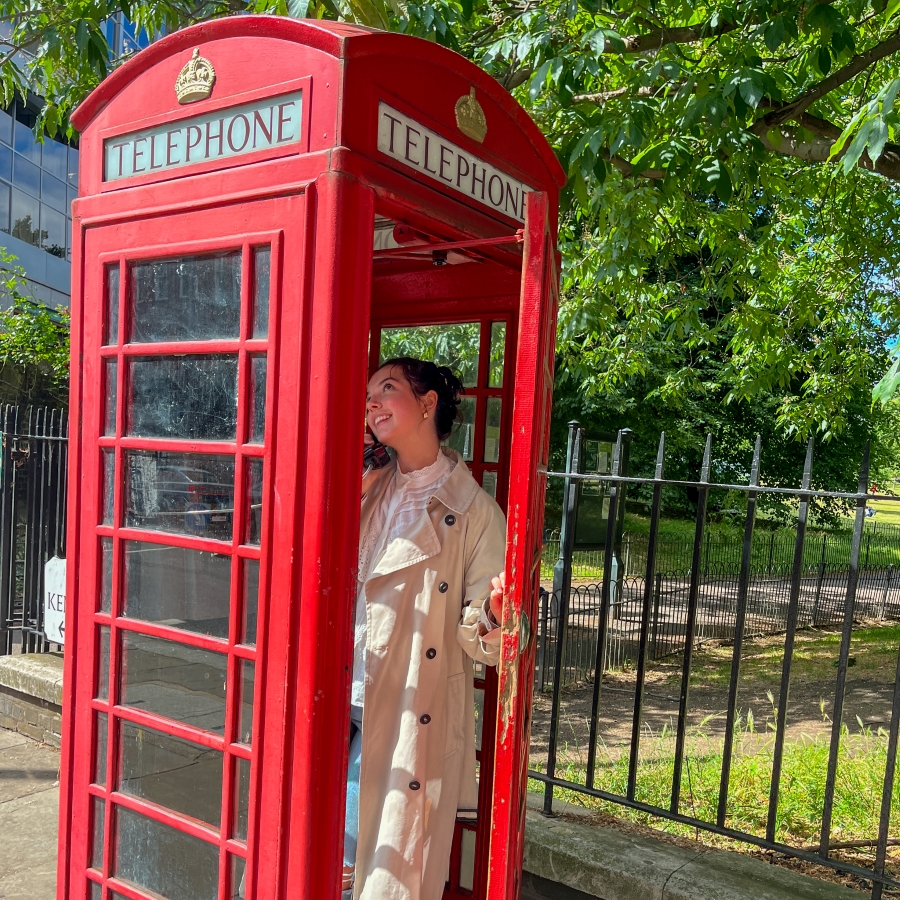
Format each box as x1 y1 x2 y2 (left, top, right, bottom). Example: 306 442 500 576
71 16 566 195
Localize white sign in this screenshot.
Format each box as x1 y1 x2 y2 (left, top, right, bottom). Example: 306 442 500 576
377 103 532 222
104 91 303 182
44 556 66 645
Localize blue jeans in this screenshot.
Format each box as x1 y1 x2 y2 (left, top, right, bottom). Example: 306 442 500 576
344 705 363 870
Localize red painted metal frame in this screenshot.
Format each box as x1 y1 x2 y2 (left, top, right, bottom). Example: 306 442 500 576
488 193 559 900
62 17 562 900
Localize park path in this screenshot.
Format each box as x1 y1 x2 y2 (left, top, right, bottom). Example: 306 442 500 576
0 727 59 899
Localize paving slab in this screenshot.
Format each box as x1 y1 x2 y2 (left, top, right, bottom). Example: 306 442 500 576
0 787 59 899
0 742 60 803
0 725 60 900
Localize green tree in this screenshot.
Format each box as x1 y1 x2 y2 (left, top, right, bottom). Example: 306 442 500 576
4 0 899 453
0 251 70 407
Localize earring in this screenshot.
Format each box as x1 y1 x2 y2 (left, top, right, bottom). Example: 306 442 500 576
423 411 429 420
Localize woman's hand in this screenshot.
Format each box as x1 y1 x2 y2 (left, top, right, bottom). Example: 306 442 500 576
489 571 505 625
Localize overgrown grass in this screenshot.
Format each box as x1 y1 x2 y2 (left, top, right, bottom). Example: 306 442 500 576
531 712 900 849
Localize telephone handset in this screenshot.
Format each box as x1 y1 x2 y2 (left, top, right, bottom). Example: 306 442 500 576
363 438 391 477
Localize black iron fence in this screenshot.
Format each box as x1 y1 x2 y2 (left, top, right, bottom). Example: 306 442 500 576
0 406 68 655
531 425 900 899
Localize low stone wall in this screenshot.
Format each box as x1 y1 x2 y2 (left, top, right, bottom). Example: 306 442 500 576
0 653 63 747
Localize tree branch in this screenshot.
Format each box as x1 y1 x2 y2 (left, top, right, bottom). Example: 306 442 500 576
752 29 900 135
605 151 665 180
759 112 900 179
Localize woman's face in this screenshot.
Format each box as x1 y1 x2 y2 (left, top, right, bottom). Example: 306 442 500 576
366 366 436 449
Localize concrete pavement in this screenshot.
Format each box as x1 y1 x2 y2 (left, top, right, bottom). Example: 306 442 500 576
0 727 59 900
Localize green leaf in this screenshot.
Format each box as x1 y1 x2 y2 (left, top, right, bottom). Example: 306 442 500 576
886 0 900 21
764 16 785 52
286 0 312 15
738 72 766 109
882 78 900 114
817 45 831 77
842 119 874 173
873 353 900 405
868 118 888 162
529 60 551 101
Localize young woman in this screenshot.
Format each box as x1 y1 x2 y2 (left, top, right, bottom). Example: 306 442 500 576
343 357 506 900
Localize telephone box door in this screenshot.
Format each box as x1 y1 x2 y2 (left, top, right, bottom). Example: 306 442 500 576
68 193 306 900
490 191 558 900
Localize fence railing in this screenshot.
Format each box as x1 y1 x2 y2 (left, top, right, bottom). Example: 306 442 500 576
0 406 68 655
531 425 900 899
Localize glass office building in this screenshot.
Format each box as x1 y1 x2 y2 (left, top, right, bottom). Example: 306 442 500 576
0 13 151 309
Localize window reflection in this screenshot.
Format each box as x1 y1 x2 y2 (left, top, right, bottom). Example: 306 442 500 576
114 806 219 900
128 355 239 441
124 450 235 540
119 721 223 828
120 633 227 734
444 396 475 461
130 252 241 343
123 541 231 638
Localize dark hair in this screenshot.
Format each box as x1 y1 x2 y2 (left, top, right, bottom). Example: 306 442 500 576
379 357 465 441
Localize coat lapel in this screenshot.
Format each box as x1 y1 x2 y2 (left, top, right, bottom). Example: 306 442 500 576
363 450 481 581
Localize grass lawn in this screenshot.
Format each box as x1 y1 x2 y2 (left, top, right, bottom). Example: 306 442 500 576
530 625 900 868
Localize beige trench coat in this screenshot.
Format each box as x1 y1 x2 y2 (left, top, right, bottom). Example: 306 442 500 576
355 450 505 900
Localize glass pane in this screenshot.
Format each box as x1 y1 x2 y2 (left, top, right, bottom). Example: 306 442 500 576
41 172 66 211
484 397 501 464
444 396 475 461
234 757 250 841
124 451 235 540
130 252 241 343
379 322 480 387
252 247 270 339
14 153 40 196
242 559 259 646
0 181 10 232
245 460 262 546
230 855 247 900
100 537 113 613
94 712 108 786
489 322 506 387
91 796 105 870
114 806 218 900
0 145 11 183
124 541 231 639
481 470 497 499
89 880 102 900
104 359 117 435
11 187 40 245
121 633 227 734
68 146 79 187
102 449 114 525
119 721 223 829
96 626 110 701
42 138 68 180
459 828 476 891
0 109 11 146
238 660 254 745
105 265 119 346
41 204 66 258
128 355 239 441
249 355 266 444
13 119 39 162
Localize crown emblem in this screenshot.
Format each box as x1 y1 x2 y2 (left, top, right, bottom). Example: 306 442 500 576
175 49 216 104
455 88 487 143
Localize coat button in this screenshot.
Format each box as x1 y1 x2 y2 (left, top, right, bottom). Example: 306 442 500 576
445 514 456 526
439 582 449 593
420 714 431 725
409 780 421 791
426 648 436 659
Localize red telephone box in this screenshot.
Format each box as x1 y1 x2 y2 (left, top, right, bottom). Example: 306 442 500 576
58 17 563 900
